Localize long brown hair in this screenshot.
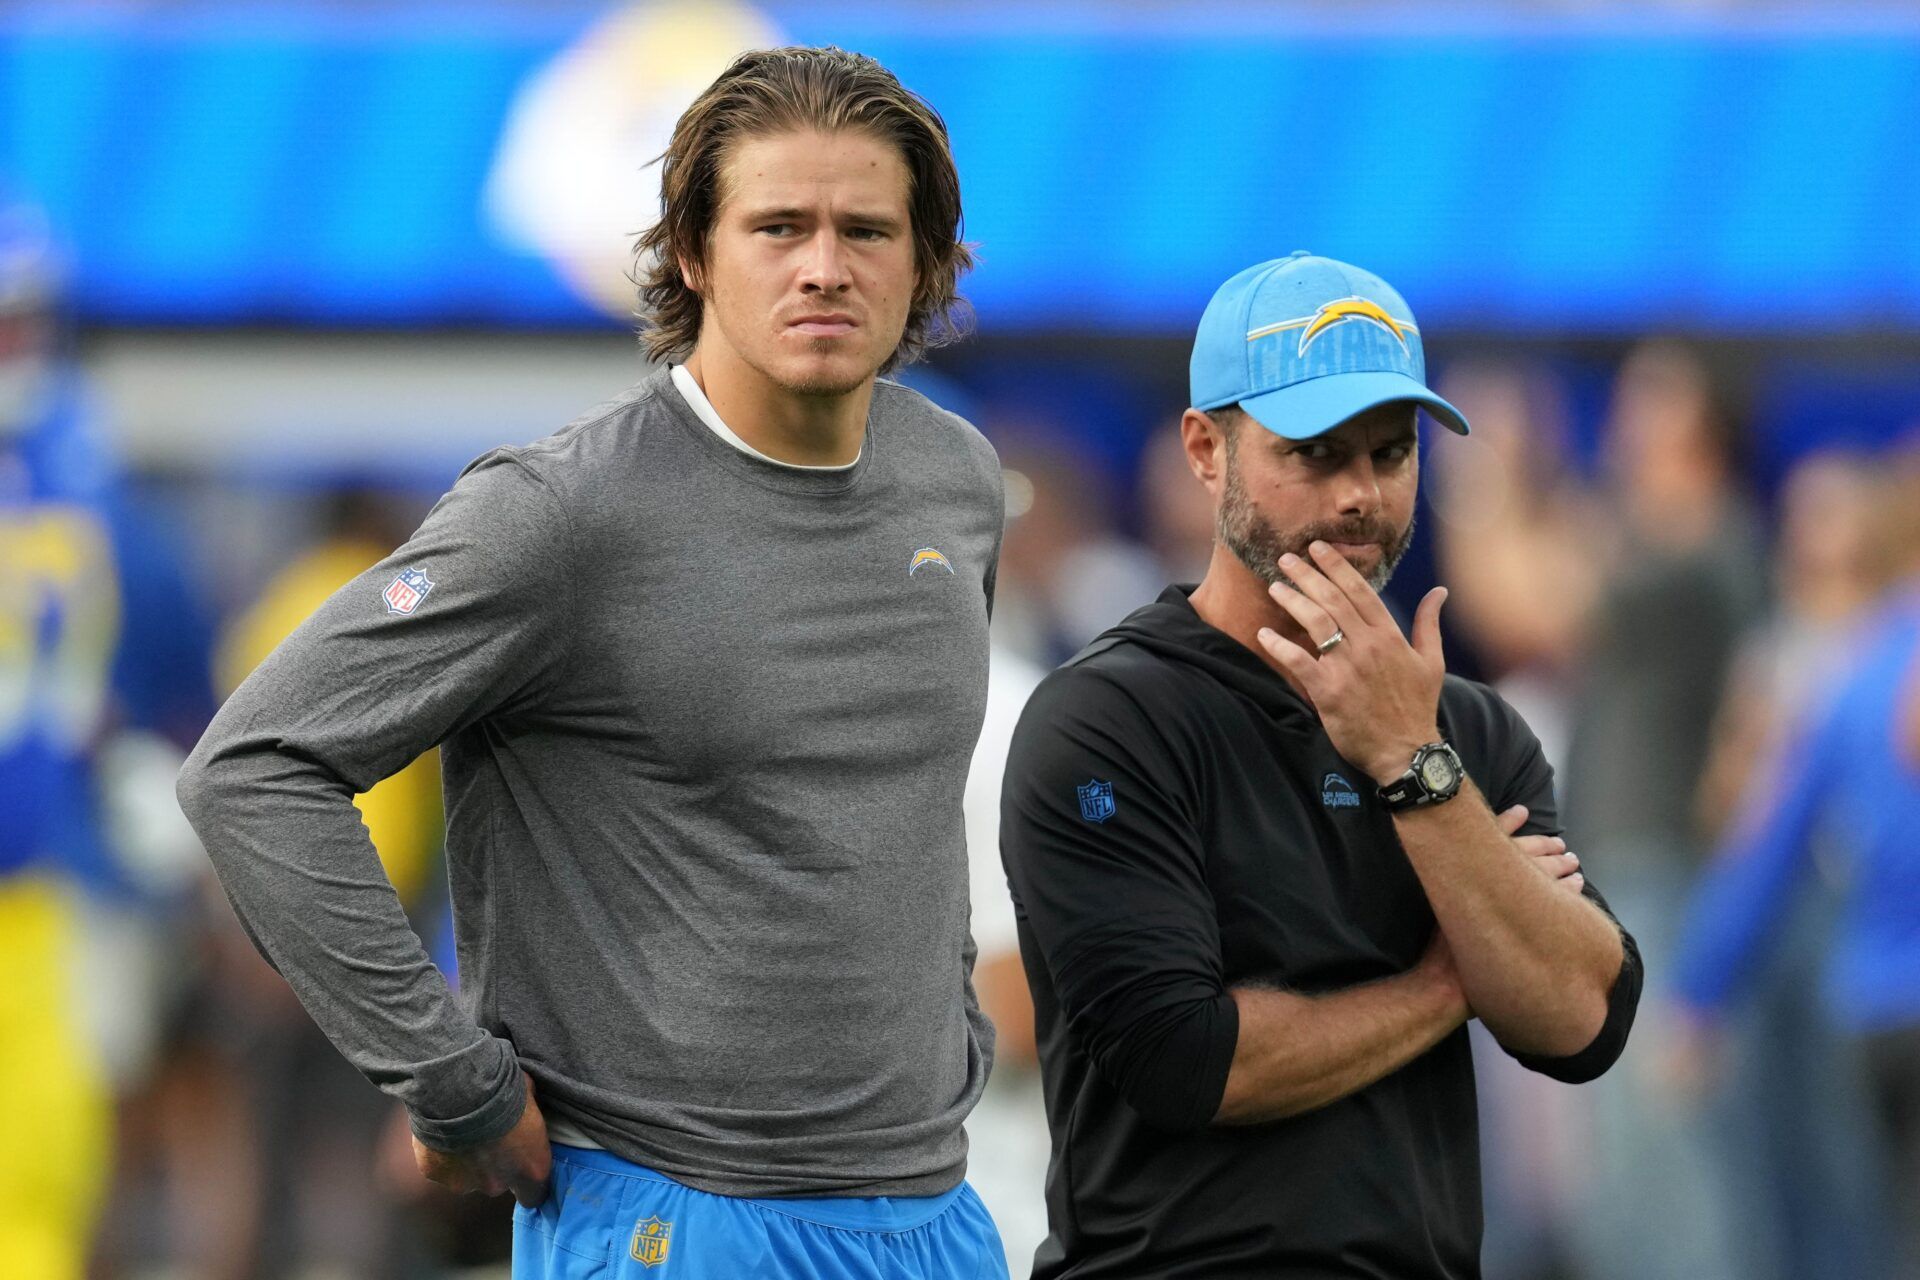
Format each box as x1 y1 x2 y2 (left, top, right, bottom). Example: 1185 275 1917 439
635 46 974 373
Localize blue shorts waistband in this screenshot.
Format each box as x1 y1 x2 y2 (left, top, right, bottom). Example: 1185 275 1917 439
548 1143 967 1233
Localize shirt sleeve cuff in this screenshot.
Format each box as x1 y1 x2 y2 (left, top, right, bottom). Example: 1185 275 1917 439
1107 991 1241 1134
407 1036 527 1152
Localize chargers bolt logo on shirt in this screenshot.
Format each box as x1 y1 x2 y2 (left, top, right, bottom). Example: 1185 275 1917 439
631 1215 673 1267
1078 779 1116 823
909 546 954 576
382 567 435 616
1321 772 1362 810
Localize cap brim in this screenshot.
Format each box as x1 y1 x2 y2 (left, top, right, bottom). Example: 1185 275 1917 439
1238 371 1470 440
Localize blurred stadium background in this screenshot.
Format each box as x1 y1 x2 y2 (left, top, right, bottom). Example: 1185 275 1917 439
5 1 1920 1277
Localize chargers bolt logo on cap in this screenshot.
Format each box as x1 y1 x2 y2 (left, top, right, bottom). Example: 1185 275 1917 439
1190 250 1471 441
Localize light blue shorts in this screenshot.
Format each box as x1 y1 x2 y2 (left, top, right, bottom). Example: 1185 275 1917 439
512 1144 1009 1280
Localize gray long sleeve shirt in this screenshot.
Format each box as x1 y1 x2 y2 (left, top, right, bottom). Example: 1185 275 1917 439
177 369 1004 1198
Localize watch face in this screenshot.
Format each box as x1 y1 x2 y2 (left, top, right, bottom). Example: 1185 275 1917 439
1419 750 1460 792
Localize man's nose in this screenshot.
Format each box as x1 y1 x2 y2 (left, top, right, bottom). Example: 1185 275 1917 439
1335 457 1383 517
798 232 852 293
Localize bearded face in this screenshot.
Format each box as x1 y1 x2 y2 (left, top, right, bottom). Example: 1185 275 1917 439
1215 419 1416 593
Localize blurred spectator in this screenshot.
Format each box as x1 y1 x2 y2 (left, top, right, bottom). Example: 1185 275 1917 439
0 185 116 1280
1136 423 1217 585
1677 448 1897 1279
1674 441 1920 1274
1431 362 1593 669
992 440 1163 666
1696 452 1888 833
1560 341 1766 1280
1431 359 1597 764
963 640 1050 1278
1565 342 1766 862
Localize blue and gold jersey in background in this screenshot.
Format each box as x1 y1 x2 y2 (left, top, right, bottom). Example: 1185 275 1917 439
0 379 121 880
0 372 121 1277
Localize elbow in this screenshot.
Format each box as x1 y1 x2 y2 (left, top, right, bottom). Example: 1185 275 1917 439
1492 982 1613 1062
1512 942 1644 1084
1521 1015 1626 1084
175 741 226 832
175 738 253 859
1086 992 1239 1136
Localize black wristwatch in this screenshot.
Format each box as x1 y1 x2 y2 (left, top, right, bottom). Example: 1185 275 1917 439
1377 742 1465 812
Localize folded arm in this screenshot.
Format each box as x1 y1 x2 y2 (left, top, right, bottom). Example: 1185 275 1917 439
1216 930 1468 1124
1386 779 1622 1057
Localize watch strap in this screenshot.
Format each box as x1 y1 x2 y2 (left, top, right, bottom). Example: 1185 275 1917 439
1376 742 1463 813
1378 773 1426 810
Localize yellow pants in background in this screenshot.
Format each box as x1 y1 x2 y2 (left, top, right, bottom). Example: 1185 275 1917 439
0 876 110 1280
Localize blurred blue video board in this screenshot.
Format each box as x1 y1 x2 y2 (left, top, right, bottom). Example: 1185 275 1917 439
3 5 1918 332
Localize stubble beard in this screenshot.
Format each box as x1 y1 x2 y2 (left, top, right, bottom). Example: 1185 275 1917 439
704 286 890 399
1217 441 1415 593
773 339 875 398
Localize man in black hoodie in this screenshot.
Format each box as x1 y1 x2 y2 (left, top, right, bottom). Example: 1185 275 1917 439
999 253 1641 1279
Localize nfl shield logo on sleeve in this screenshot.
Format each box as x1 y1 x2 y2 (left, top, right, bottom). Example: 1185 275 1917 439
382 567 434 616
1077 779 1116 824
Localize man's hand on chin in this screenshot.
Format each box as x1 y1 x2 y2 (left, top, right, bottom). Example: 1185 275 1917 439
1255 539 1447 781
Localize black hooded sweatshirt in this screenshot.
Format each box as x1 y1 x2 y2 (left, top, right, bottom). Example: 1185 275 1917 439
999 586 1641 1280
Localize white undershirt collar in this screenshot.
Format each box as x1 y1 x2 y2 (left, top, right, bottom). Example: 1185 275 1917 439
669 364 861 472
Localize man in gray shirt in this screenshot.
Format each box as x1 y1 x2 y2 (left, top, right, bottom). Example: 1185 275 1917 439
178 46 1009 1278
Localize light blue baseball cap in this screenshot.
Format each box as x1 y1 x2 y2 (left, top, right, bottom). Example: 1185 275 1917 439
1190 251 1469 440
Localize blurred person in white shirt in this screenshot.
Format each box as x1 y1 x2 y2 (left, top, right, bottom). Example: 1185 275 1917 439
962 642 1049 1278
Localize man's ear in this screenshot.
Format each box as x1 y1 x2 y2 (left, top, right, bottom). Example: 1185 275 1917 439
678 254 704 295
1181 408 1231 496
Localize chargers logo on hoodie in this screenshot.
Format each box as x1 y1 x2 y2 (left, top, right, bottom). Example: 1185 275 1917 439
1321 773 1361 810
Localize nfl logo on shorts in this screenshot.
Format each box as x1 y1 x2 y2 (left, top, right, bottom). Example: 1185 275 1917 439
631 1216 672 1268
382 567 434 616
